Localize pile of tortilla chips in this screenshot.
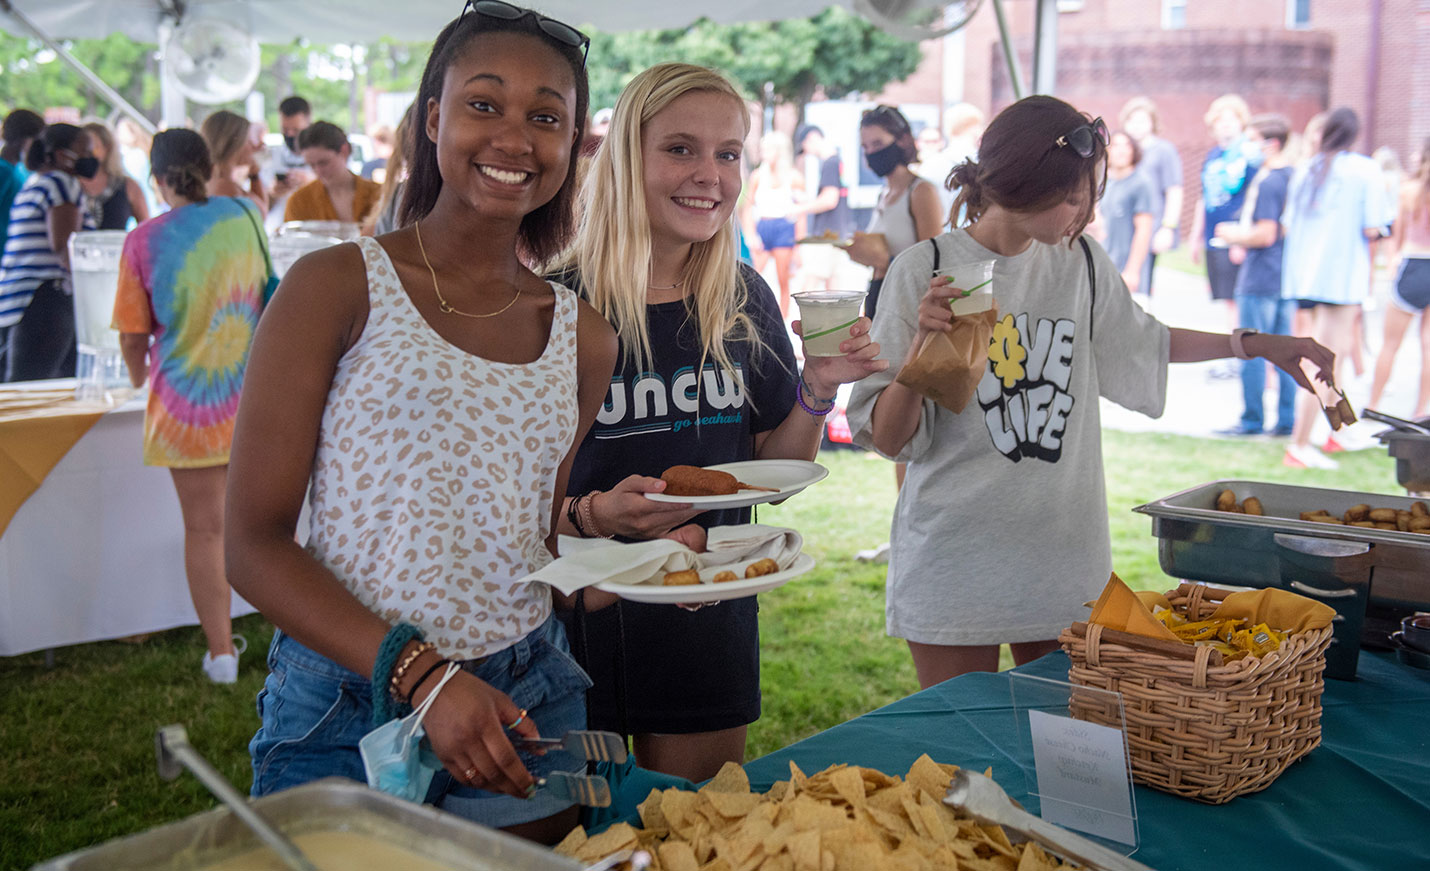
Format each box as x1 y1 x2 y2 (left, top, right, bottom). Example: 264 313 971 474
555 755 1076 871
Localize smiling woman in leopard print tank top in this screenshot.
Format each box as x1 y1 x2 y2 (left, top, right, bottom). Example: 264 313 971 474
225 6 617 844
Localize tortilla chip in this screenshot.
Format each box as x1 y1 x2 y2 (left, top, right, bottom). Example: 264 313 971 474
551 825 587 856
659 840 701 871
576 822 639 862
708 789 763 819
906 753 953 801
704 761 752 794
639 787 668 832
827 765 868 810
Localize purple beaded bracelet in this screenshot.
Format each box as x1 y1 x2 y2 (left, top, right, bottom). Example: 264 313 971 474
797 372 836 417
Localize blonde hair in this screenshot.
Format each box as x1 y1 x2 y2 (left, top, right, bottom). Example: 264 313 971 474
559 62 758 384
368 105 413 234
758 130 793 175
200 110 251 168
81 121 126 181
1118 96 1158 133
1203 94 1251 130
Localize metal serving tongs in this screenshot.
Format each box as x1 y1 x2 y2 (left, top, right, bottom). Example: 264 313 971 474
944 769 1154 871
511 729 628 764
582 847 653 871
156 725 319 871
1362 408 1430 436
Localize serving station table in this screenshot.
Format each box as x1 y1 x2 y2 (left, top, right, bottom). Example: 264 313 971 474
0 382 254 657
744 650 1430 871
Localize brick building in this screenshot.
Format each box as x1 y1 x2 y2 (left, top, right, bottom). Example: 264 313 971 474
874 0 1429 232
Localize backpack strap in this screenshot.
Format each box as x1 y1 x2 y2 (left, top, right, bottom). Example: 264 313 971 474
929 236 940 272
1078 235 1096 343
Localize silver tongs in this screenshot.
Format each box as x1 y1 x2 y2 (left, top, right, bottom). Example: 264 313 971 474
1363 408 1430 436
944 769 1153 871
512 729 628 763
157 724 319 871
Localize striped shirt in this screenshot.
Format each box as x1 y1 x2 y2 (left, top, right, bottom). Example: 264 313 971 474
0 171 96 327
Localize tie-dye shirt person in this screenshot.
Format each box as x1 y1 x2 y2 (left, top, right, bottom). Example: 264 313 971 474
113 196 274 466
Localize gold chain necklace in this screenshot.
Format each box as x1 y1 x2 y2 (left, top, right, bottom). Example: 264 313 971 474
414 220 521 319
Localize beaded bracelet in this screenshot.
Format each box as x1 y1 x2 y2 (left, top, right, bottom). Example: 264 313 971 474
579 491 613 539
566 495 589 537
799 369 837 405
371 623 424 726
388 640 435 702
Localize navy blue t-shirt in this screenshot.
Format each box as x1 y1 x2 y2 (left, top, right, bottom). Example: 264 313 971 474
566 263 797 527
1200 141 1254 243
560 263 798 735
1233 167 1291 298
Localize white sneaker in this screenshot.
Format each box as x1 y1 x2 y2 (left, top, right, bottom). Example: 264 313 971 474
1285 444 1339 470
856 542 891 564
201 635 248 684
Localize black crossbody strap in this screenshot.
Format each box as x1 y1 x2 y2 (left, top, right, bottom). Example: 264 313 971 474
929 236 940 272
1078 236 1096 343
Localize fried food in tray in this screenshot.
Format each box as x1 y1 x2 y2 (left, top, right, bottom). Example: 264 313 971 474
661 464 779 497
1213 488 1430 533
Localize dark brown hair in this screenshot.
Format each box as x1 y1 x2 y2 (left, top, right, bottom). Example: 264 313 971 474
860 105 917 166
950 95 1107 243
297 120 349 154
25 123 83 172
1306 106 1359 209
1249 113 1291 149
1110 131 1141 168
399 8 589 265
151 128 212 203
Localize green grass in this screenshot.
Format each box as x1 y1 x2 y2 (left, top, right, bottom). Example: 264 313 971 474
0 431 1398 867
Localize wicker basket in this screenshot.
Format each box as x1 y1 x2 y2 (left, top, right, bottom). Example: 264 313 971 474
1057 583 1332 804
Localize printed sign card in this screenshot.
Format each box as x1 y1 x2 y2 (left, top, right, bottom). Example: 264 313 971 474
1027 709 1135 845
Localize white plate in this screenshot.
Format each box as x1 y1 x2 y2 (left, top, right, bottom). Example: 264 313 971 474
644 460 829 510
595 552 816 603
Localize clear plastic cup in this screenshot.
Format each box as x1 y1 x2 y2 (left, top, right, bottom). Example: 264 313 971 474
938 259 996 316
792 290 867 357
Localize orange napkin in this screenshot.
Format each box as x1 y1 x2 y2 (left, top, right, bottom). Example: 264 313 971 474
1086 573 1181 642
1210 588 1336 633
0 389 115 538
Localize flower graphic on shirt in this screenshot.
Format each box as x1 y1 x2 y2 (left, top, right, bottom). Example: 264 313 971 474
988 314 1027 388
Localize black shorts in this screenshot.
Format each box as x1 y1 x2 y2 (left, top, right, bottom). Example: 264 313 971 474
560 596 760 735
3 279 76 382
1205 246 1239 301
1391 257 1430 313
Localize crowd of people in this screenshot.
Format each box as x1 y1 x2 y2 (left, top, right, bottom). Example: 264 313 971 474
0 0 1419 848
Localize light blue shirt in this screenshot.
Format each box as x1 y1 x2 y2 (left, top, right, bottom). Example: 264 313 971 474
1281 152 1391 305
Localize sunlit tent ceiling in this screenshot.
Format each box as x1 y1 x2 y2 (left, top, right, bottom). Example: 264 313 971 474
1 0 851 42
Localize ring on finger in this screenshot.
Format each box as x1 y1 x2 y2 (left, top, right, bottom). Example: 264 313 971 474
464 765 479 782
506 708 528 730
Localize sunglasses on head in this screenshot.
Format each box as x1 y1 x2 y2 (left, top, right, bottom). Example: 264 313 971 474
1054 116 1109 159
461 0 590 66
862 105 910 135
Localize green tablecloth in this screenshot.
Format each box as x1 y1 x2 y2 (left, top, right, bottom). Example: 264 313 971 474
743 650 1430 871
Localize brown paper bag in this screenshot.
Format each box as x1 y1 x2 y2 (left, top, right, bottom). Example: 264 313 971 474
894 304 999 414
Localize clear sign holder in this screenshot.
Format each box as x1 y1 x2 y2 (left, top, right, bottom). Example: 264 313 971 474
1008 672 1141 856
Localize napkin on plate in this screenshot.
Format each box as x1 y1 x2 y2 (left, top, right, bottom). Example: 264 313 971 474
519 525 802 595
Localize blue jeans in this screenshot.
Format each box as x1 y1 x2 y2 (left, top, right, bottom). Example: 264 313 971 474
249 614 591 828
1236 293 1297 432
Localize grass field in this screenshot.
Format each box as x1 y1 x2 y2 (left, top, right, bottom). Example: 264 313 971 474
0 430 1399 867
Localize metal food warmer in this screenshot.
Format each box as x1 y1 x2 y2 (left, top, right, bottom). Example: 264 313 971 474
1135 479 1430 680
33 777 583 871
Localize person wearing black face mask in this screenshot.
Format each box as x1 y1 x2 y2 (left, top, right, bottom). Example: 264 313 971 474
843 105 945 567
845 106 945 324
268 95 313 205
0 123 98 381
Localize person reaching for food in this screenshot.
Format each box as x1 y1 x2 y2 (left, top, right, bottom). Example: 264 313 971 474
847 95 1334 690
550 63 885 783
225 4 616 844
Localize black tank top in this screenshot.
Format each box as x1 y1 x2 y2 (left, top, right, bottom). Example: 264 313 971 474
88 176 134 230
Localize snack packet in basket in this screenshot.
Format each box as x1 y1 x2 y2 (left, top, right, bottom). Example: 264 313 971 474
895 304 1000 414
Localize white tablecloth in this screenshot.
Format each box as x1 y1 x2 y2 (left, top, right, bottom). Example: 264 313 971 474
0 390 256 656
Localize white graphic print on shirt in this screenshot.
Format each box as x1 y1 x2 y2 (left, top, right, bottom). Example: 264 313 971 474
595 362 747 439
975 311 1077 463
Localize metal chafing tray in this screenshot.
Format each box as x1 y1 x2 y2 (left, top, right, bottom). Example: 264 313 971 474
1377 429 1430 494
32 777 582 871
1135 479 1430 679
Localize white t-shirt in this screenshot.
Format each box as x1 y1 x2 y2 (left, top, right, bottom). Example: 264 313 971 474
846 229 1170 645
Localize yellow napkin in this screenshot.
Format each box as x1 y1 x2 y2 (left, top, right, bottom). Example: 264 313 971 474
1086 573 1181 642
1209 588 1336 633
0 390 114 538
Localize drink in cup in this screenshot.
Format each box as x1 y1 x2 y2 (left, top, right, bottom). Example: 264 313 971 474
792 290 867 357
938 259 996 316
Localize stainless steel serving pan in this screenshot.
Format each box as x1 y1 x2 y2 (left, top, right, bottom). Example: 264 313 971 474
33 777 582 871
1377 429 1430 493
1134 479 1430 609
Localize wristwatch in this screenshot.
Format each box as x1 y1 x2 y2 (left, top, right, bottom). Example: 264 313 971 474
1230 328 1259 360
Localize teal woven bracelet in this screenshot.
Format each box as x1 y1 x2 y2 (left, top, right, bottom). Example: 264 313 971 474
371 623 424 726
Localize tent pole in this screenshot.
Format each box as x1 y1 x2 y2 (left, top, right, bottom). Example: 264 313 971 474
1032 0 1058 95
0 0 157 134
988 0 1025 101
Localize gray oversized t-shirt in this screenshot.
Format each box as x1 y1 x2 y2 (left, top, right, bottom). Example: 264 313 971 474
846 230 1170 645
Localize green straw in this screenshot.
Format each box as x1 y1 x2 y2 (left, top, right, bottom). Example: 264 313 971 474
802 317 860 341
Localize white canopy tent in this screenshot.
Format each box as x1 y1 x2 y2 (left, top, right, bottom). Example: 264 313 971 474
0 0 1052 130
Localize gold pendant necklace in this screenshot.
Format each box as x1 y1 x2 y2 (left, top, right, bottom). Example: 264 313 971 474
414 220 521 319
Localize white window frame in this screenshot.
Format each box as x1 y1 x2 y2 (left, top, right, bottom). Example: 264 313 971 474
1286 0 1311 29
1162 0 1188 30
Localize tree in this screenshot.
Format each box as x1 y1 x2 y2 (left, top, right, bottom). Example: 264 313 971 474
585 9 924 124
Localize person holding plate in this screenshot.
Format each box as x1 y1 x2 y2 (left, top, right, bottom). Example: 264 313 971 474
551 63 885 782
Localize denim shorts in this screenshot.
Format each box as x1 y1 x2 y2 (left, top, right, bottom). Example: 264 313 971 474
248 614 592 828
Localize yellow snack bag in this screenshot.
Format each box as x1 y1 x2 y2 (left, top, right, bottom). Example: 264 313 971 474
1171 620 1223 642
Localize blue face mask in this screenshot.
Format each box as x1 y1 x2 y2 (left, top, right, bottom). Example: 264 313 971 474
359 663 460 801
1240 136 1266 169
